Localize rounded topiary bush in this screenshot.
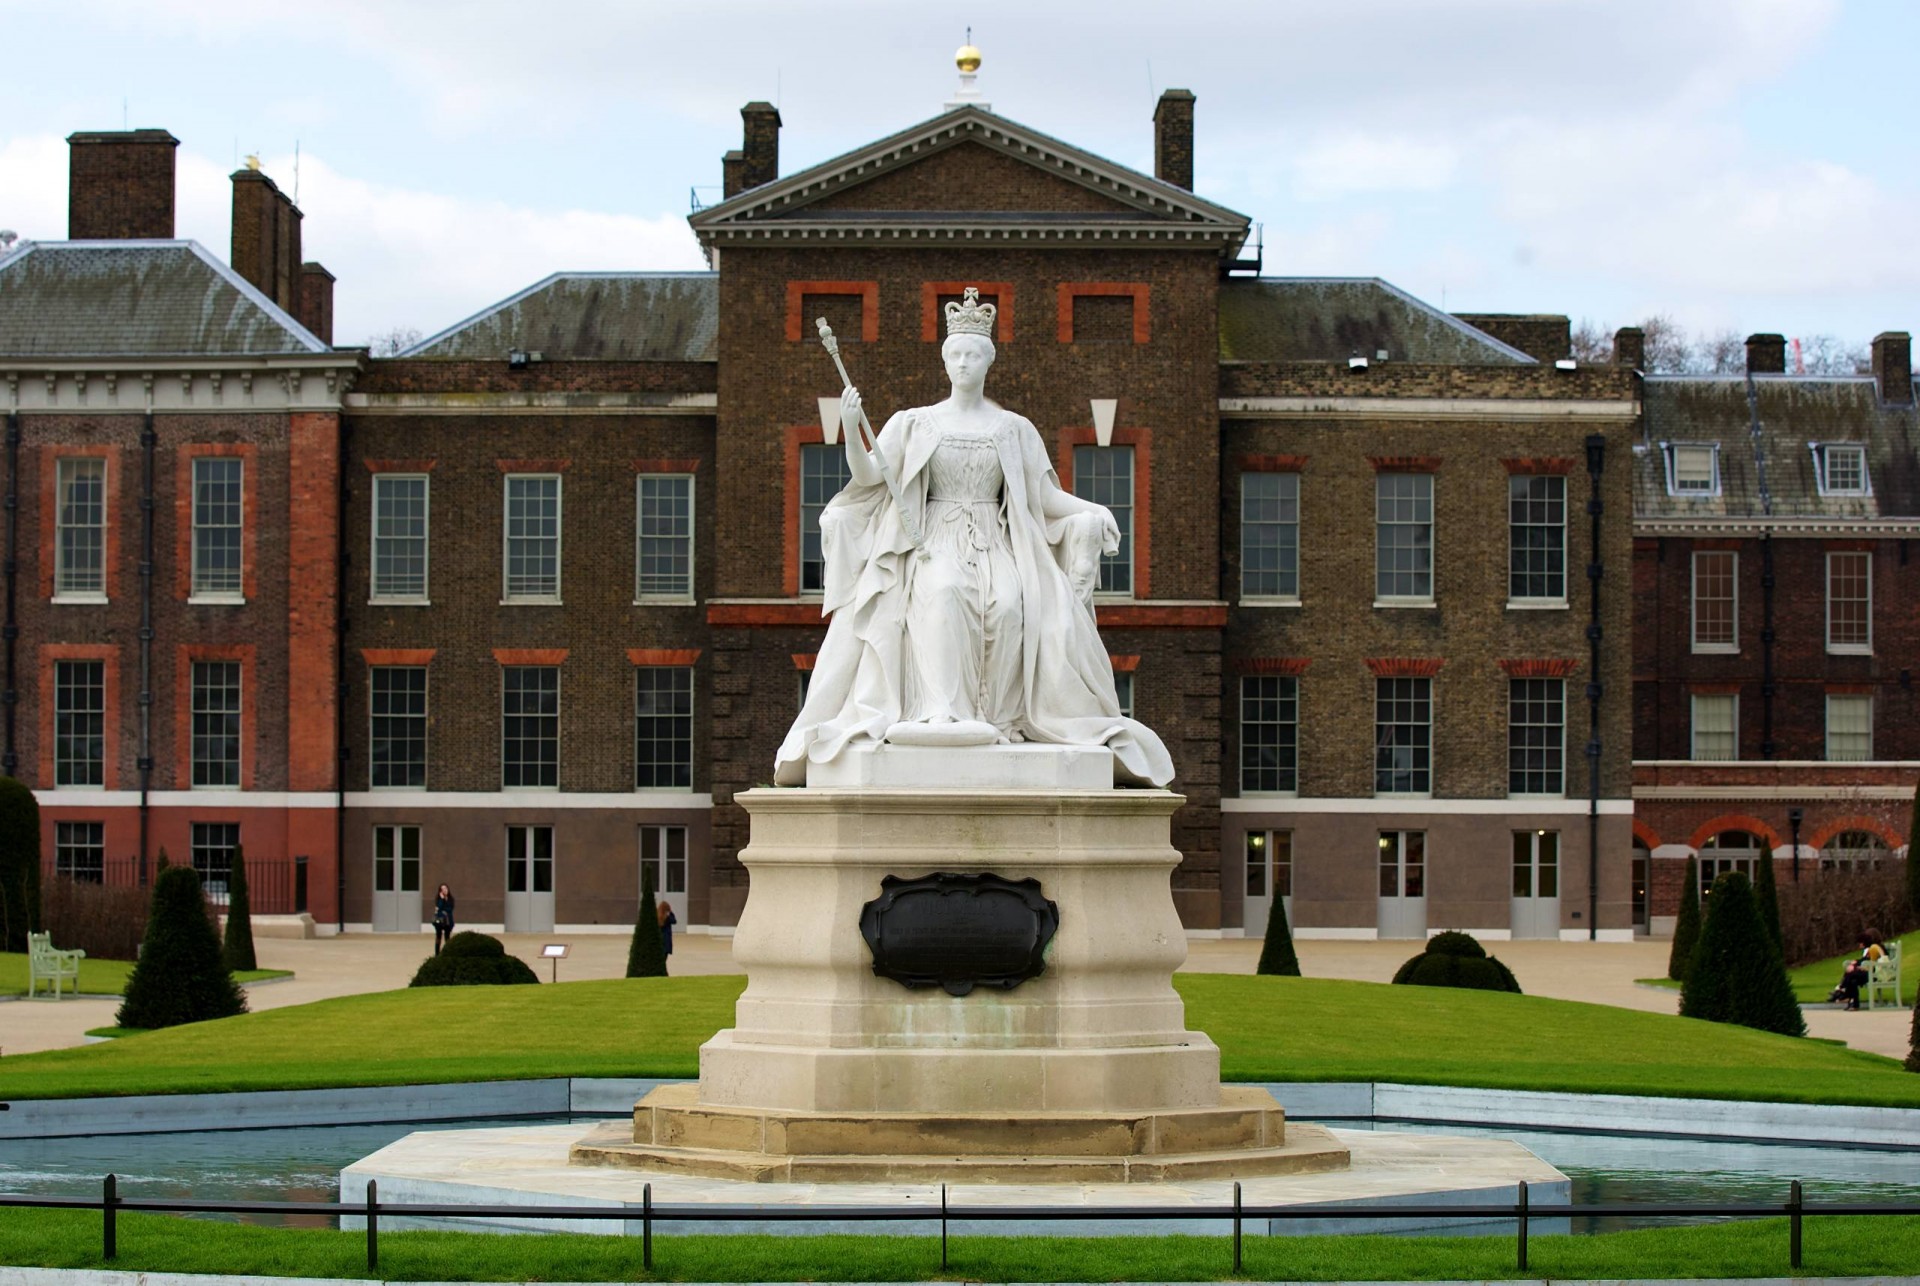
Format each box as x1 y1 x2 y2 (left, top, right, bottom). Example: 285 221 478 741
409 931 539 987
1391 930 1522 993
117 865 247 1029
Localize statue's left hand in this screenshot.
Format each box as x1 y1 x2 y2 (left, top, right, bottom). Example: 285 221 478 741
1099 510 1121 555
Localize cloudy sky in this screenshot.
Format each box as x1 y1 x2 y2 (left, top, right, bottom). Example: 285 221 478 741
2 0 1913 350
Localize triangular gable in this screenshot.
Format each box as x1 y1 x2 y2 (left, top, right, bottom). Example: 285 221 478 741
690 106 1249 254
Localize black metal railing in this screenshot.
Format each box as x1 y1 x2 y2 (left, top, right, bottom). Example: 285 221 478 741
4 1177 1916 1276
42 857 308 915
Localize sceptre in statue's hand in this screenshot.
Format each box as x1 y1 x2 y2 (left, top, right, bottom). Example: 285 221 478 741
816 317 923 548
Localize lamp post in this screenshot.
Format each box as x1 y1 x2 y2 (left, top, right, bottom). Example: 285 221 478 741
1788 807 1804 883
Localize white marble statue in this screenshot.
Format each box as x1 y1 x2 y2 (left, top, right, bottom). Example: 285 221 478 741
775 288 1175 788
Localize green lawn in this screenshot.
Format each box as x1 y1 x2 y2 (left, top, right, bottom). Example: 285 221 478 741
1637 928 1918 1006
1 974 1916 1106
2 1208 1918 1281
0 952 288 998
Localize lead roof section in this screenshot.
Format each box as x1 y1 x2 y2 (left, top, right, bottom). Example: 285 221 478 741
1218 278 1535 365
405 272 718 361
0 240 328 358
1636 376 1920 521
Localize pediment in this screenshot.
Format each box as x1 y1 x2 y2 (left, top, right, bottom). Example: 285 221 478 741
690 106 1249 253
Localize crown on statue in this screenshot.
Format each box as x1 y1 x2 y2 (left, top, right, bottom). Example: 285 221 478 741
943 286 997 339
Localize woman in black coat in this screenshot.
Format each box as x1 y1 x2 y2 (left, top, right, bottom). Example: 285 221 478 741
432 884 456 954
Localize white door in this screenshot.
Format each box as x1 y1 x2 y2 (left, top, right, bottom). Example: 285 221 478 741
504 825 555 933
371 825 422 933
1242 830 1292 936
1509 829 1561 939
639 825 690 924
1377 830 1428 940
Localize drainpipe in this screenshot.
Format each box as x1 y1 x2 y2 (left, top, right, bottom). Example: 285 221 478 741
137 411 156 877
2 409 18 779
1584 433 1606 942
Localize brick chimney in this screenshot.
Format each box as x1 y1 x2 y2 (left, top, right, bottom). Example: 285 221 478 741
230 168 303 314
721 150 746 200
298 262 335 345
740 102 781 192
1613 326 1646 369
1153 89 1195 191
67 129 179 239
1746 333 1786 374
1872 332 1913 405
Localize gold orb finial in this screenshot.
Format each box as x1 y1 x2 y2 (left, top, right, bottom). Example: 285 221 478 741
955 43 982 73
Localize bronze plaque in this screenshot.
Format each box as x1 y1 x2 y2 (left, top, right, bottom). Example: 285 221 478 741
859 872 1059 996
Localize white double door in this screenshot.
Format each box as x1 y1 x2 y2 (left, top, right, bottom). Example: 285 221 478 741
505 825 555 933
1242 830 1292 936
1510 829 1562 940
1377 830 1428 940
371 825 421 933
639 825 689 924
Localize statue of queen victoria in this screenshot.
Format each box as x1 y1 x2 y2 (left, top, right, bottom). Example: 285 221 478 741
775 288 1175 788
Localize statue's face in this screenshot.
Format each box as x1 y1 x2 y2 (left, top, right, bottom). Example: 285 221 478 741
942 334 995 390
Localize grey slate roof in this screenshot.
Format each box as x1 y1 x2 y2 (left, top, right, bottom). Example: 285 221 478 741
1635 375 1920 521
1219 278 1534 365
0 240 327 357
407 273 717 361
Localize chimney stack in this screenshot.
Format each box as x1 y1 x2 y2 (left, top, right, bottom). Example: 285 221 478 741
230 167 303 314
1153 89 1195 191
721 150 746 200
1613 326 1646 369
67 129 179 240
1872 332 1913 405
298 262 335 345
740 102 782 192
1746 333 1786 375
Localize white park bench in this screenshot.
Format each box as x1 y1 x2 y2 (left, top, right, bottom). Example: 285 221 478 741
26 931 85 999
1865 940 1904 1011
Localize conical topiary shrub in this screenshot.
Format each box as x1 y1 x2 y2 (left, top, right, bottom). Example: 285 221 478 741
0 776 42 953
1679 871 1804 1037
222 843 257 973
1255 894 1301 977
1753 846 1783 959
117 865 247 1030
1391 930 1522 993
1908 991 1920 1074
1668 856 1702 982
627 862 668 978
410 932 538 987
1907 775 1920 918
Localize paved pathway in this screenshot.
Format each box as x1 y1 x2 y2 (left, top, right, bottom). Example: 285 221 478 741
2 931 1908 1062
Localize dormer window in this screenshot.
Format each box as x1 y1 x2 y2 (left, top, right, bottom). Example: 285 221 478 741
1665 443 1719 497
1813 443 1870 496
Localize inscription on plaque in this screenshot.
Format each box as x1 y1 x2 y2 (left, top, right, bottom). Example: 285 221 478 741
859 872 1059 996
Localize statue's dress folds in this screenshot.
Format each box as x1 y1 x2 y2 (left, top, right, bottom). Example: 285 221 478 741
775 406 1175 787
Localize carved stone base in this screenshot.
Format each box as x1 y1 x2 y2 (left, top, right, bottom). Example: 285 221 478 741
569 1083 1351 1184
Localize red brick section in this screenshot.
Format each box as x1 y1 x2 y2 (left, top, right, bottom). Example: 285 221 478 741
493 648 569 665
791 653 817 671
1234 453 1308 472
1632 818 1662 849
1809 816 1904 848
38 444 122 600
1109 654 1140 672
364 458 437 473
1688 681 1741 694
1688 815 1779 850
1499 658 1580 678
1231 656 1311 675
1055 426 1152 599
1826 682 1876 695
628 648 702 666
175 644 257 791
922 281 1014 343
631 458 702 474
1501 457 1576 475
361 648 437 666
174 443 258 601
1365 657 1444 677
495 458 570 473
287 412 338 795
1366 455 1443 472
1097 605 1225 628
785 281 879 343
711 603 827 627
37 644 120 789
1056 283 1150 344
1824 538 1876 552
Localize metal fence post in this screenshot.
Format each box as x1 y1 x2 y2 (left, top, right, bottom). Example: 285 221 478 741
941 1183 949 1271
1516 1180 1529 1272
102 1173 116 1261
365 1178 378 1274
1789 1180 1803 1269
1232 1180 1243 1273
643 1181 653 1270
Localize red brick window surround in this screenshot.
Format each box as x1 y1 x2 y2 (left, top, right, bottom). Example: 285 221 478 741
1056 282 1150 344
42 446 121 602
39 643 120 790
786 281 879 343
627 649 702 667
174 644 256 791
1233 657 1312 676
1501 457 1576 475
1055 427 1152 599
923 281 1014 343
176 444 258 603
1498 658 1580 678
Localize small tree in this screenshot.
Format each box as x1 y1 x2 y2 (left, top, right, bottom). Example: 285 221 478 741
627 863 668 978
118 865 246 1029
1668 856 1702 982
0 776 42 952
1908 991 1920 1074
1906 775 1920 918
1679 872 1804 1037
1255 894 1301 977
222 843 257 973
1754 845 1783 959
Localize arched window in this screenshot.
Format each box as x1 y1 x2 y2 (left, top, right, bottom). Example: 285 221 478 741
1698 830 1767 897
1821 830 1889 873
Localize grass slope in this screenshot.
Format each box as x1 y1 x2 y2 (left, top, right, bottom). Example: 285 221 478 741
1 974 1916 1106
0 952 287 998
3 1209 1919 1282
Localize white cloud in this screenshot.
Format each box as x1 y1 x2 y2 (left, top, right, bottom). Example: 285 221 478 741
1291 134 1458 200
